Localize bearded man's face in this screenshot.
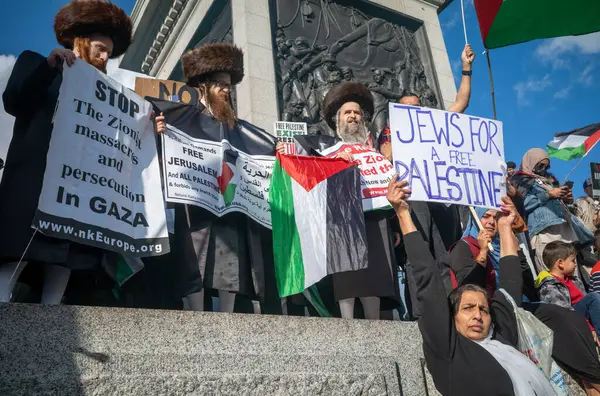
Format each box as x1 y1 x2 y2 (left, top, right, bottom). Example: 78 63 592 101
73 33 113 73
337 101 367 144
205 72 236 128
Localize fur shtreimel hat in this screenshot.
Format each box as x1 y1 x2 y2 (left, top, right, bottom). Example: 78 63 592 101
181 43 245 87
54 0 133 58
322 82 374 130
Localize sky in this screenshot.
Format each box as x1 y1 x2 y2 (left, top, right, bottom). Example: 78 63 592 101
0 0 598 196
0 0 136 179
439 0 600 196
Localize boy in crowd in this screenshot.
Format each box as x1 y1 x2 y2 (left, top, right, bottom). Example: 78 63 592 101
535 241 600 338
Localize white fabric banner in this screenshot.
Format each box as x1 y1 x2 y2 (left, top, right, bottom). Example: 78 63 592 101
34 60 169 257
389 103 506 209
161 126 274 228
319 142 394 211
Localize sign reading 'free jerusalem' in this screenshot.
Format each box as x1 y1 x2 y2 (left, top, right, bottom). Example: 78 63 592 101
161 126 274 228
33 60 169 257
389 103 506 210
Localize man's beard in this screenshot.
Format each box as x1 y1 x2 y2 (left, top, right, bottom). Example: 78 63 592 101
338 121 368 144
90 57 107 73
206 90 236 128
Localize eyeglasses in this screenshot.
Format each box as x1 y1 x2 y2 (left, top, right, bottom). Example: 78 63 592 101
209 80 232 90
534 163 550 171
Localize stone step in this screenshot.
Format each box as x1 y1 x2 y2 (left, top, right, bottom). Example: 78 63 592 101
0 303 586 395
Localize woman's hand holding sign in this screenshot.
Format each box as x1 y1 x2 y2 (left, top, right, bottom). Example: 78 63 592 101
387 176 416 235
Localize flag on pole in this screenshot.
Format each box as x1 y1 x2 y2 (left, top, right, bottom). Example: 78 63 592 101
269 154 368 297
474 0 600 49
547 122 600 161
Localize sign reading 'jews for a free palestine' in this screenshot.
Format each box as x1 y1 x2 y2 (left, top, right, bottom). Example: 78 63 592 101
34 60 169 257
389 103 506 210
161 126 274 228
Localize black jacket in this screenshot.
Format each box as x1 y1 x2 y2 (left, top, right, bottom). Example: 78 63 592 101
450 238 600 384
406 231 522 396
450 240 537 302
0 51 105 267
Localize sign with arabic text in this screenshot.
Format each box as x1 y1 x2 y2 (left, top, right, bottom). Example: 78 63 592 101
161 126 274 228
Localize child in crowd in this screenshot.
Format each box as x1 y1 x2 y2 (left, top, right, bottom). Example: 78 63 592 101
535 240 600 338
591 230 600 293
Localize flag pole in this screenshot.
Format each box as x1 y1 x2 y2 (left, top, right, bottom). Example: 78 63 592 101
559 139 600 184
561 156 586 184
460 0 469 44
469 207 495 252
485 50 497 120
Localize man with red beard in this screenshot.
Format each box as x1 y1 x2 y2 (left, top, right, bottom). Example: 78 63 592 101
0 0 132 304
155 43 278 313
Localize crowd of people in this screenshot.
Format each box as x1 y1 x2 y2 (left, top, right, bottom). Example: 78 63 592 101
1 1 600 395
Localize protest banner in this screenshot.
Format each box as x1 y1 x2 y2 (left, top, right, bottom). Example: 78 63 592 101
274 121 307 155
135 77 202 105
33 60 169 257
389 103 506 209
162 126 274 228
319 142 395 211
591 162 600 198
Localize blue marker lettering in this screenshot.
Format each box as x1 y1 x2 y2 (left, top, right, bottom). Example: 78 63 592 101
446 166 463 201
431 147 441 161
433 112 450 146
477 121 490 153
488 121 501 156
432 161 450 201
449 113 464 148
409 158 431 198
395 160 409 181
468 116 480 152
416 110 435 143
394 105 416 144
490 171 503 207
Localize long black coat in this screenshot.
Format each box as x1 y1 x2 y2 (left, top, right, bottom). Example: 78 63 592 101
292 135 400 309
0 50 104 268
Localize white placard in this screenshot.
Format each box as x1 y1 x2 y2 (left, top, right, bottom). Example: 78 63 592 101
319 142 395 211
275 121 307 155
389 103 506 209
162 126 274 228
34 60 169 257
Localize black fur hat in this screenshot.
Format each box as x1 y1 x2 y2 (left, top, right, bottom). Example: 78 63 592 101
54 0 133 58
322 82 374 130
182 43 245 86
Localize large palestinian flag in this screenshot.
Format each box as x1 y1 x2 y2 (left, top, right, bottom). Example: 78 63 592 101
547 123 600 161
269 154 368 297
474 0 600 49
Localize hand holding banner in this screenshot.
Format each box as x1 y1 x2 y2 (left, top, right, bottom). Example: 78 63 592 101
275 121 307 155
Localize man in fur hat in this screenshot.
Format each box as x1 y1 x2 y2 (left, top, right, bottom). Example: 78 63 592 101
278 81 399 319
155 43 279 314
0 0 132 304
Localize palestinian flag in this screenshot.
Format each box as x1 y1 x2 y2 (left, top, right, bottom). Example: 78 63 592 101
474 0 600 49
218 149 239 206
547 123 600 161
269 153 368 297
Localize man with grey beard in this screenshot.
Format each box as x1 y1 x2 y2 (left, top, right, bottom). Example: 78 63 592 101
278 82 399 320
